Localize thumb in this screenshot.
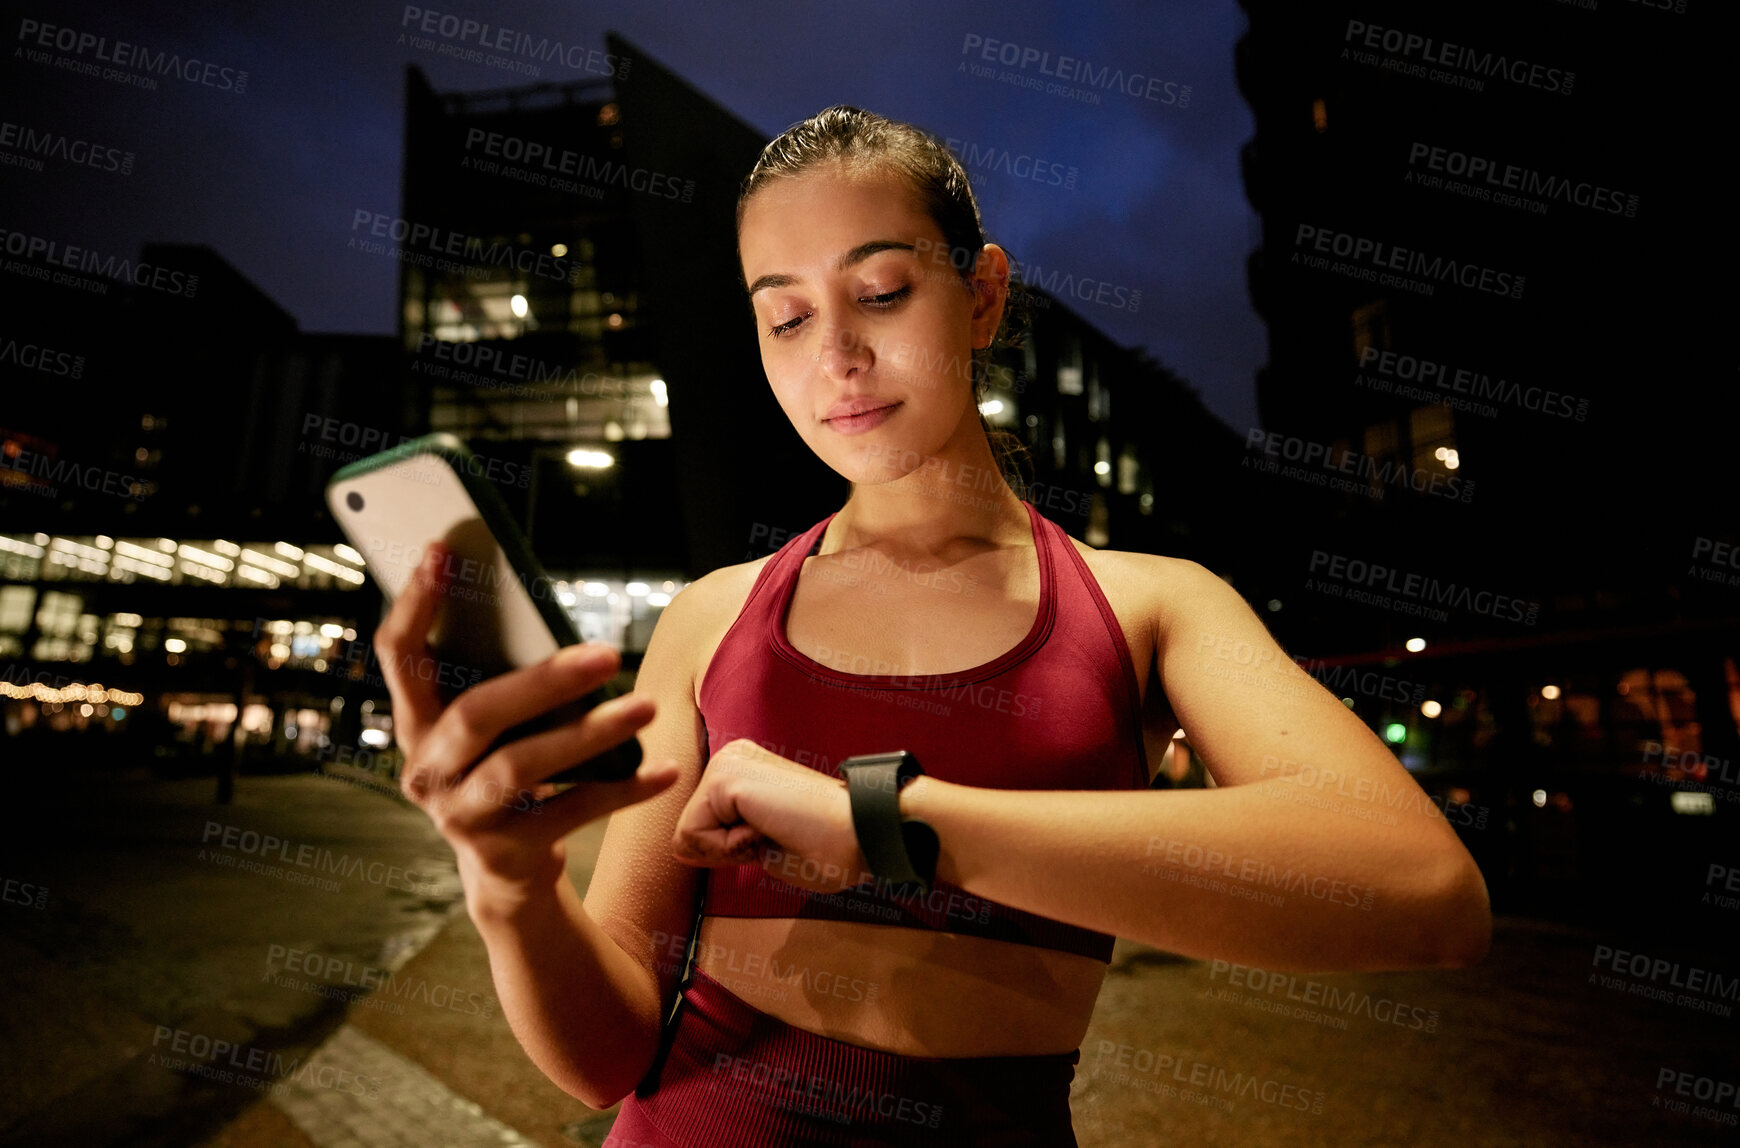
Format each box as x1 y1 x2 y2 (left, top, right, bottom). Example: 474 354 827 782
548 758 682 819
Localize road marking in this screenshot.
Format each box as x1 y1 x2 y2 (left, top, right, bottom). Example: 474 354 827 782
271 1024 538 1147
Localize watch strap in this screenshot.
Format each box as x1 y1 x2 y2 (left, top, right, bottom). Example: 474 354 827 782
842 751 937 893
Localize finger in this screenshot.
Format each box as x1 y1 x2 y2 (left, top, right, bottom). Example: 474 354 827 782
373 541 451 752
669 774 756 862
672 822 764 867
410 645 632 801
515 757 684 837
453 691 658 807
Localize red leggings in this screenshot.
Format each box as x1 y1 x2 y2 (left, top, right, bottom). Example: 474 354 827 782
603 968 1080 1147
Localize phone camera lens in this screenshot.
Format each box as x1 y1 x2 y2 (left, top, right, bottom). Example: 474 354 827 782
346 491 365 511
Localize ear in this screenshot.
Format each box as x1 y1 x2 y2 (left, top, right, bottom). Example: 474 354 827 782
968 244 1011 350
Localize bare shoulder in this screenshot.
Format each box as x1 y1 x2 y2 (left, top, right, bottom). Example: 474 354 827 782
645 553 778 701
658 553 775 633
1061 534 1228 635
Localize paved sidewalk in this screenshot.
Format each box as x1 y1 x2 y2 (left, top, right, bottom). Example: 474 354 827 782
192 815 623 1148
0 768 465 1148
18 765 1721 1147
270 1025 540 1148
192 814 1737 1148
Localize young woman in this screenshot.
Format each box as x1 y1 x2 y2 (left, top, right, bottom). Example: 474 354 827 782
376 106 1491 1147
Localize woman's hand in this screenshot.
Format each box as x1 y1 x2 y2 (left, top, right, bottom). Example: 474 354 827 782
670 739 868 893
375 542 681 916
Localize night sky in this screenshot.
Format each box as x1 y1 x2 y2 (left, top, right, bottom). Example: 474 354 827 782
1 0 1263 429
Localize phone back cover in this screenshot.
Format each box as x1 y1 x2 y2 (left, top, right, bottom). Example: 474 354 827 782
326 453 560 682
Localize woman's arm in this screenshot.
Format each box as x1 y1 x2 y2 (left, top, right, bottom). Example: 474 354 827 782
480 571 729 1107
673 556 1490 974
374 546 714 1109
573 566 755 1100
901 557 1491 972
466 859 674 1109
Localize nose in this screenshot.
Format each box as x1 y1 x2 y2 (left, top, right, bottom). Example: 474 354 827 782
815 320 873 381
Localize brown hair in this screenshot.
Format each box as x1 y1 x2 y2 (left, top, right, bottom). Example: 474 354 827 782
737 105 1033 498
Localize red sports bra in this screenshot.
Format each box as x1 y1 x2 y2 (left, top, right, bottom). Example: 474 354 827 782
696 499 1151 963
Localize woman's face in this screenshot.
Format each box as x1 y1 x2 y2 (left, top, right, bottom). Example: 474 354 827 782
738 162 1006 486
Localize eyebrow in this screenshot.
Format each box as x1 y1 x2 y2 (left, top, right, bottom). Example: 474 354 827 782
746 240 917 297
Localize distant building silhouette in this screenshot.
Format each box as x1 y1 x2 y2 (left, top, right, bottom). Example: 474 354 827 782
401 34 1241 575
0 31 1252 793
1235 0 1733 915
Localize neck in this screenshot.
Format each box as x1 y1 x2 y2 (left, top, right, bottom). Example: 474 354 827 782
829 425 1028 557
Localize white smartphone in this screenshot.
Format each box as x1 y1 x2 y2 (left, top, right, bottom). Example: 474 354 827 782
325 432 642 783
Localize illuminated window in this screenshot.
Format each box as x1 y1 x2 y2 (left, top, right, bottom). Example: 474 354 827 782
1410 405 1456 474
1351 300 1389 363
1087 363 1108 421
1117 446 1140 495
1615 667 1700 756
1362 419 1399 461
1360 421 1400 500
31 591 90 662
0 585 33 632
1057 335 1084 395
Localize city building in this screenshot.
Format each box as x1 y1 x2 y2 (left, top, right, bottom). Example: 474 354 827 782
1234 0 1733 910
1 33 1242 790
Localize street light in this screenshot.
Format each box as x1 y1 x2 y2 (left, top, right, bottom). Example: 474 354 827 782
526 445 617 545
566 448 614 469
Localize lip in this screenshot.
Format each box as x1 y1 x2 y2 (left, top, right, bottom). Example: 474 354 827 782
824 398 900 421
822 400 901 435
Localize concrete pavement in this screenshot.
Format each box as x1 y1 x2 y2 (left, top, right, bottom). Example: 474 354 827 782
199 800 1740 1147
4 763 1736 1147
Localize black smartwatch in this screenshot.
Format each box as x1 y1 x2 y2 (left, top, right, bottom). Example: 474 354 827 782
839 751 939 894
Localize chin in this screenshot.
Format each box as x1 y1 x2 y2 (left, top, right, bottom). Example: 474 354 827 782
843 434 935 484
828 451 903 487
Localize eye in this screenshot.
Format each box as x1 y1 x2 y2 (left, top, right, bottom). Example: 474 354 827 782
763 285 910 340
860 285 912 309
